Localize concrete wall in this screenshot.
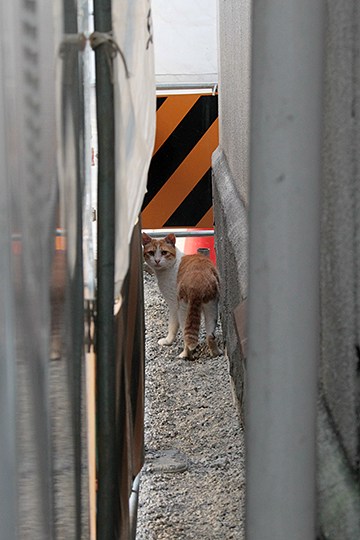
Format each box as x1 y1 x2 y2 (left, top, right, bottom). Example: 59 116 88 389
213 0 251 414
215 0 360 536
216 0 251 205
318 1 360 537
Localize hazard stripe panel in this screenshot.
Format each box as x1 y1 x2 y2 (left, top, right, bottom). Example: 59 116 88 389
156 97 167 110
142 94 218 228
196 207 214 229
142 118 218 227
165 170 213 227
153 94 200 154
143 96 217 206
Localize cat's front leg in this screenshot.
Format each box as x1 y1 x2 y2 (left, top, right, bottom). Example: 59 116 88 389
158 309 179 346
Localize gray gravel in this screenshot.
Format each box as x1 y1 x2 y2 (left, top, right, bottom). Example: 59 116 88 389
136 271 245 540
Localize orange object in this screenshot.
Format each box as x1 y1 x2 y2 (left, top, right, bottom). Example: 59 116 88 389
183 229 216 265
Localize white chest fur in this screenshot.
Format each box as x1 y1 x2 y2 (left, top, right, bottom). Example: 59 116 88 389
154 248 183 308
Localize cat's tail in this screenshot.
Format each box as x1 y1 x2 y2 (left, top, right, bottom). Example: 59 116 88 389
184 296 202 351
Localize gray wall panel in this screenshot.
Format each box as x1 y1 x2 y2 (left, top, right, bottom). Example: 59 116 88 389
215 0 251 411
320 0 360 472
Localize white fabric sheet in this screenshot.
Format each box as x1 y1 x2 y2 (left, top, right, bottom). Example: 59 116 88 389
112 0 156 296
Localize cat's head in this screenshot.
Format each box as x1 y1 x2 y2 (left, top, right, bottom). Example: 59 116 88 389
142 232 177 271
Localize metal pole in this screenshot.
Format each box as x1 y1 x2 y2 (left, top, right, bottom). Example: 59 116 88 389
62 1 86 536
0 7 17 537
93 0 116 538
142 228 214 238
247 1 325 539
129 474 141 540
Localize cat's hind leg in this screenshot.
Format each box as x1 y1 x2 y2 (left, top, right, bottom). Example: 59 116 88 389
177 299 199 359
178 344 193 359
177 300 191 357
203 299 222 357
158 307 179 346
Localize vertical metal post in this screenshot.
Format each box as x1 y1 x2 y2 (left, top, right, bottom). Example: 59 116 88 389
93 0 116 538
62 1 85 536
0 8 17 538
247 1 325 539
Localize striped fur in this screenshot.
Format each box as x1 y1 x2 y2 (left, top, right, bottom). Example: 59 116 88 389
177 254 221 359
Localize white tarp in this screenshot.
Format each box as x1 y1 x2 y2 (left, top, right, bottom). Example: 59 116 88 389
112 0 156 296
152 0 218 85
111 0 218 294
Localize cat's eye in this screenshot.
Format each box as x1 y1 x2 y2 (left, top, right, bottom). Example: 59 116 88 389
161 250 168 256
148 250 155 256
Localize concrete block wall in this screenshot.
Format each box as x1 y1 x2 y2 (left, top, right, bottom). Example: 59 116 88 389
216 0 251 207
318 1 360 537
212 150 248 415
213 0 251 413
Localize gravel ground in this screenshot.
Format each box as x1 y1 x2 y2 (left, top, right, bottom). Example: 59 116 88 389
136 271 245 540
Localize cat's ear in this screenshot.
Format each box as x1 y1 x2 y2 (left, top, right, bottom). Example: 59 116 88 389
164 233 176 246
142 232 152 246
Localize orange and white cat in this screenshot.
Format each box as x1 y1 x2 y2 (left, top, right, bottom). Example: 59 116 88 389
142 232 221 359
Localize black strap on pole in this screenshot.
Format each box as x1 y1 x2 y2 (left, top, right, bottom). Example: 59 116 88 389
93 0 116 538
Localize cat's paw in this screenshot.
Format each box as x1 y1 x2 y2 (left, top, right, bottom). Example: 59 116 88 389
178 348 193 359
158 337 173 346
207 336 222 357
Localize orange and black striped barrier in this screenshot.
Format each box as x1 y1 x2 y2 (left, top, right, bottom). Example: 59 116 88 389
141 93 219 229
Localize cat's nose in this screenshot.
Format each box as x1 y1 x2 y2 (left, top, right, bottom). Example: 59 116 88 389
155 258 161 265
